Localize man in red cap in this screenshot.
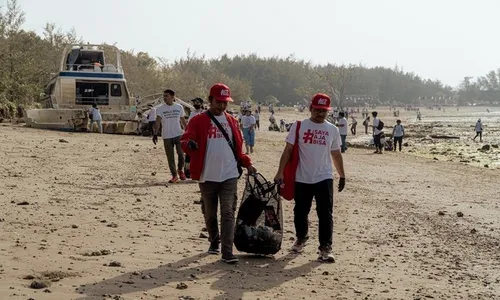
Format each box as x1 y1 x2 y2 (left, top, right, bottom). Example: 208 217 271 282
274 93 346 263
181 83 257 264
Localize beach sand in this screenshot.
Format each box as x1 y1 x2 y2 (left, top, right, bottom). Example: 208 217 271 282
1 107 499 300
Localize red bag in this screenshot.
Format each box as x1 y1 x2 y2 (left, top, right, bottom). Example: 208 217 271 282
279 121 301 200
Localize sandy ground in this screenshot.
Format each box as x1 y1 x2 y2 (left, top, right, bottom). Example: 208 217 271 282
1 108 500 300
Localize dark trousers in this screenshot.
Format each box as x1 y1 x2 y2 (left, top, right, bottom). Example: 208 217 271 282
350 123 357 135
255 120 260 130
340 135 347 153
474 131 482 141
147 121 155 135
294 179 334 251
199 178 238 256
393 136 403 151
163 136 185 177
373 133 383 150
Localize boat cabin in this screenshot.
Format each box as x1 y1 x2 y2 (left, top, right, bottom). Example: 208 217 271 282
40 44 135 119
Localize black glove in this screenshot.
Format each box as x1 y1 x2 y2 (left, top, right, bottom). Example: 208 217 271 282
152 135 158 145
188 140 198 150
338 177 345 192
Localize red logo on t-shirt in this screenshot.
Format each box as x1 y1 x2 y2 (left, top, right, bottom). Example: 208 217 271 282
302 129 329 145
208 123 230 139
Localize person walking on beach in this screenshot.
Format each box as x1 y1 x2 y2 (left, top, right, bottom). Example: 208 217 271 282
153 89 187 183
337 112 348 153
392 119 405 152
350 116 357 135
274 93 346 263
147 104 156 136
88 103 103 133
371 111 383 154
181 83 257 264
188 98 204 122
240 109 256 154
254 109 260 130
363 116 370 135
473 119 483 142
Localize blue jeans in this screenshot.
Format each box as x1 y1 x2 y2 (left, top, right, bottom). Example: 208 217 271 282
340 135 347 152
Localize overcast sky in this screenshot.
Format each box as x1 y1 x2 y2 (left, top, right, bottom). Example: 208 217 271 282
9 0 500 87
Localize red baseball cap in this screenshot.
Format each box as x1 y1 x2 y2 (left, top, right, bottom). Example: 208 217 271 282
209 83 233 102
311 93 332 110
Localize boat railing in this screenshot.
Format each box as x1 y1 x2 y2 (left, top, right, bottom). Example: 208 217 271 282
65 64 123 73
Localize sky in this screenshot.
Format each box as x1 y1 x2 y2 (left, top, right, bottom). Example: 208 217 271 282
6 0 500 87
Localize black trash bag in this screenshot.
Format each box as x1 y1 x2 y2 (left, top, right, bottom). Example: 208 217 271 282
234 173 283 255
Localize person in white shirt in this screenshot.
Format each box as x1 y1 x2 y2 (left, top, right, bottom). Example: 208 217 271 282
370 111 383 154
473 119 483 142
152 89 187 183
279 119 286 132
269 112 276 125
392 119 405 152
147 105 156 136
254 109 260 130
333 110 339 123
180 83 257 264
337 112 348 153
188 98 204 123
274 93 346 263
136 112 149 135
240 110 256 154
88 103 103 134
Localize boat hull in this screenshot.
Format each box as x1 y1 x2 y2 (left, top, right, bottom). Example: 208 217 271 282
25 109 139 134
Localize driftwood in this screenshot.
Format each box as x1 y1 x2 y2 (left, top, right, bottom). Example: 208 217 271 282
429 134 460 139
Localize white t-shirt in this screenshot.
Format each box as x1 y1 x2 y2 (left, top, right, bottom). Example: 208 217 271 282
393 124 404 137
148 107 156 122
199 115 239 183
269 114 276 123
254 113 260 121
475 121 482 132
338 118 348 135
89 107 102 121
188 109 203 123
141 115 149 124
285 119 342 184
155 103 185 139
373 117 382 135
241 115 256 128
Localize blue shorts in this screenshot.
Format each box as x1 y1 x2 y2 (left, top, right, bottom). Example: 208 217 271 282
242 128 255 146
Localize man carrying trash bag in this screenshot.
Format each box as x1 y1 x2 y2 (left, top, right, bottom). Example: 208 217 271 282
274 93 346 263
181 83 257 264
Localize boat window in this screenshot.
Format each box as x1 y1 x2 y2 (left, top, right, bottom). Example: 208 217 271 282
75 82 109 105
110 84 122 97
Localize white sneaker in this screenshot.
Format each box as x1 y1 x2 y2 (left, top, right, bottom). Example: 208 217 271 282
318 250 335 263
291 240 306 253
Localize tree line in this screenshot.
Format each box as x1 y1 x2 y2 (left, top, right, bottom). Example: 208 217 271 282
0 0 497 118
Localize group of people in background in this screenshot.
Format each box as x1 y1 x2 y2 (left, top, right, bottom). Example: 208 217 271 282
332 108 405 154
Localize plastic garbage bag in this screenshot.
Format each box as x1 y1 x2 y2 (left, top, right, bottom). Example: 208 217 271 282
234 173 283 255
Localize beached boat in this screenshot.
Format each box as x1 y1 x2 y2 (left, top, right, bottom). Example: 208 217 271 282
24 44 194 134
